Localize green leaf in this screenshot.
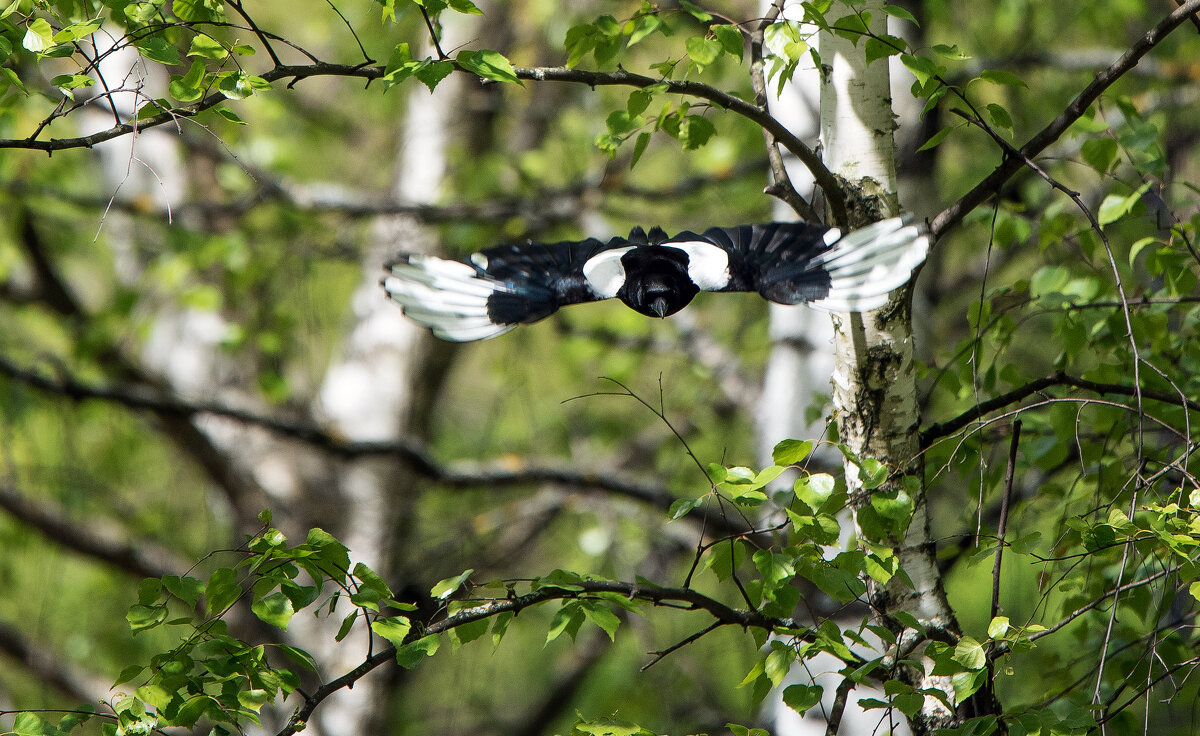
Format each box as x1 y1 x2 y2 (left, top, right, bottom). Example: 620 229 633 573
980 69 1027 88
679 0 712 21
630 131 651 169
546 601 585 643
162 575 205 606
881 5 918 25
238 689 270 712
795 473 836 509
206 567 242 615
54 18 103 42
668 496 704 519
431 569 473 599
457 49 522 85
169 60 208 103
679 114 715 149
354 561 395 599
685 36 723 66
335 610 358 641
188 34 228 59
865 35 905 65
931 43 970 59
987 615 1010 639
712 24 744 61
1098 181 1151 226
113 664 145 687
1081 137 1118 173
953 635 986 670
395 633 440 668
952 667 988 701
252 591 295 629
773 439 813 465
416 60 454 91
831 12 869 44
581 601 621 640
900 54 942 87
781 683 824 714
21 18 54 53
917 126 952 151
371 616 413 647
628 15 661 46
134 37 181 65
13 712 45 736
126 603 167 633
986 103 1013 136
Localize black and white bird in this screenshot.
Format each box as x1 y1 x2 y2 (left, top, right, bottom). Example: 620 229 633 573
381 215 928 341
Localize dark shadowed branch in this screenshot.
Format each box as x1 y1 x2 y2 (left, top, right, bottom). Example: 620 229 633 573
920 371 1198 446
0 484 188 580
0 354 753 537
0 620 109 703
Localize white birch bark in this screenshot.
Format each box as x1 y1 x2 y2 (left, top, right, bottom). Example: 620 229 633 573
760 7 916 735
820 2 961 733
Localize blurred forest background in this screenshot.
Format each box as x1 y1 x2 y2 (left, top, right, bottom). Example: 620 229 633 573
2 0 1200 735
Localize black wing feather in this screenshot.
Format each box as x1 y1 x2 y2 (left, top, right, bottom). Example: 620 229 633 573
382 235 631 341
674 222 834 303
474 236 628 322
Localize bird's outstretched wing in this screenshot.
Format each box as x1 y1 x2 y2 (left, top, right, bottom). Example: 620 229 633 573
661 215 929 312
382 236 629 341
383 217 928 341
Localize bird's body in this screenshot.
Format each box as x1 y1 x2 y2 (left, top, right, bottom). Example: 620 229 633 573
382 216 928 341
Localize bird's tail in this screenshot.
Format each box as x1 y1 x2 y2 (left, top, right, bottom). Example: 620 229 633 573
381 255 516 341
810 215 929 312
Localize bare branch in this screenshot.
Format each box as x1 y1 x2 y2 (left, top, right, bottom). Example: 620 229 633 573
990 421 1021 621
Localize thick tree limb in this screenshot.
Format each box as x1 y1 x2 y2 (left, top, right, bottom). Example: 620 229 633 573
13 217 272 528
0 619 109 703
0 484 187 580
930 0 1200 241
0 355 752 536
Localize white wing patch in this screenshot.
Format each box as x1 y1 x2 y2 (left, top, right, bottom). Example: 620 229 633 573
669 241 731 291
382 255 514 341
582 246 636 298
809 216 929 312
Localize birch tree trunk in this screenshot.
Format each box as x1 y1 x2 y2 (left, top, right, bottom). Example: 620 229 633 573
820 3 964 733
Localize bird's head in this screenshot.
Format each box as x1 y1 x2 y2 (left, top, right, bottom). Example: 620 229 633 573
615 246 700 318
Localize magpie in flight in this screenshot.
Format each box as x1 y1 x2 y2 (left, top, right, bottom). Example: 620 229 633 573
382 215 928 341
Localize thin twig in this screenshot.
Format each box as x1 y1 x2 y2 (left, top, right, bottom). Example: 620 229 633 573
990 421 1021 621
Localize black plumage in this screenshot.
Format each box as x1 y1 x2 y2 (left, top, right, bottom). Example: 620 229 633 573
382 216 928 341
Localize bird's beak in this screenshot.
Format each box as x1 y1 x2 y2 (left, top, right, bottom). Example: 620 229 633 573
650 297 669 318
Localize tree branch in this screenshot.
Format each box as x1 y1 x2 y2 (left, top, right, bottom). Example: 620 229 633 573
0 621 108 703
929 0 1200 241
0 58 845 222
0 484 187 580
920 371 1199 446
0 354 752 537
276 579 830 736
